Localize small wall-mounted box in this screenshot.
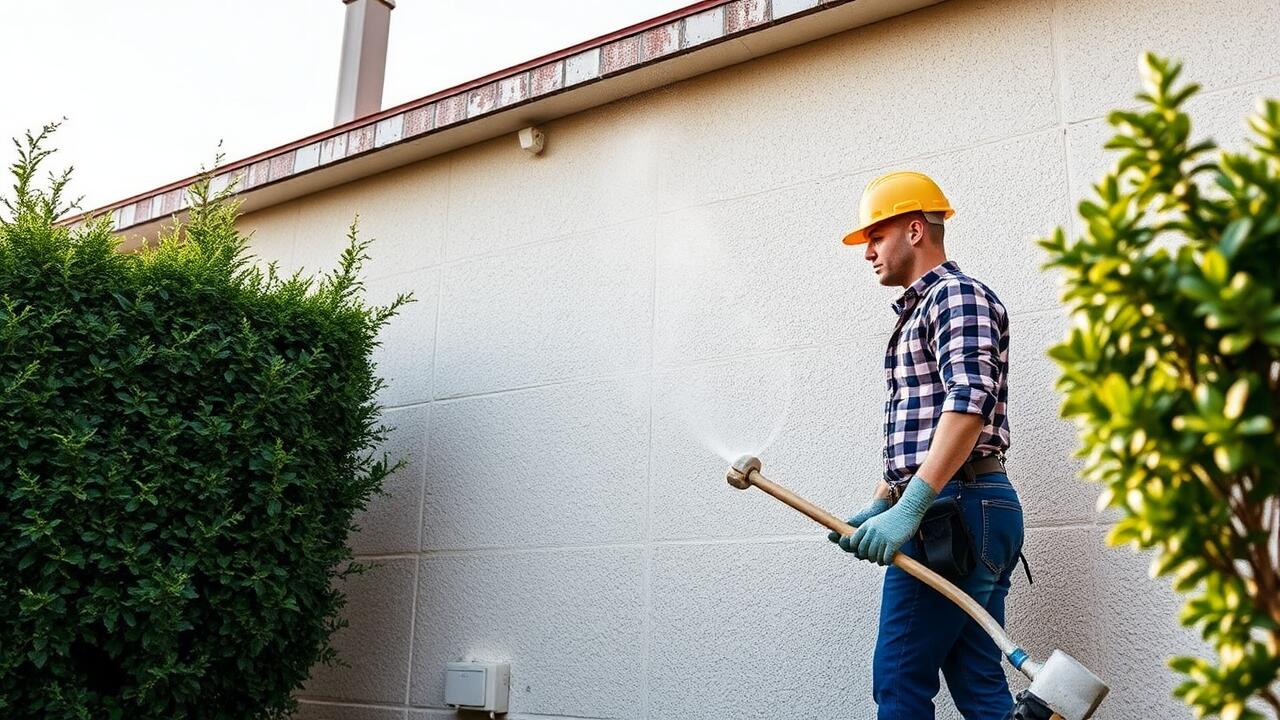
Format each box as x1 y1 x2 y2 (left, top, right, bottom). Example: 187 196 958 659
518 126 544 155
444 661 509 713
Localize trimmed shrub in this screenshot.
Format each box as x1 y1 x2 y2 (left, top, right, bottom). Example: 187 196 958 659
1041 55 1280 719
0 126 409 719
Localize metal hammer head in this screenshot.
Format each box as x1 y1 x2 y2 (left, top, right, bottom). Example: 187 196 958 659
1026 650 1109 720
725 455 761 489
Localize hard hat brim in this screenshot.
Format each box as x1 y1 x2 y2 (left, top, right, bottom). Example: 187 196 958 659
840 207 954 246
841 224 871 246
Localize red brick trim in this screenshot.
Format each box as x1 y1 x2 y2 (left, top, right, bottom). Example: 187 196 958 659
76 0 833 232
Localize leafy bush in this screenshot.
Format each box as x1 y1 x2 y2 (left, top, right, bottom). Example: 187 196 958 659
0 126 409 719
1040 54 1280 719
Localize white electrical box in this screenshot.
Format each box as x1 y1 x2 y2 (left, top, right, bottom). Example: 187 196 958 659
444 661 509 713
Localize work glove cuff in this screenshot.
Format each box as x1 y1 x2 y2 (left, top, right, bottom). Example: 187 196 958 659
895 476 939 522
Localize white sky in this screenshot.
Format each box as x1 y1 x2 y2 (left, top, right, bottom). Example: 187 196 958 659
1 0 690 211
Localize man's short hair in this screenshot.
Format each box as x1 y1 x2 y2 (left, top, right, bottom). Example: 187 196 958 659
910 210 946 243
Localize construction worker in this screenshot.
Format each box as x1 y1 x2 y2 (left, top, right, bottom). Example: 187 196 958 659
829 171 1026 719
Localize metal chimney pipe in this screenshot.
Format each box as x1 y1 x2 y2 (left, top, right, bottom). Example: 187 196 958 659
334 0 395 126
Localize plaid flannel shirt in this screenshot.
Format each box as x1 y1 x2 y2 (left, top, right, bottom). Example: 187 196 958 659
882 260 1011 489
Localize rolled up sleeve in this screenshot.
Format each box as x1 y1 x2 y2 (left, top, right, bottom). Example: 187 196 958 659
931 281 1004 420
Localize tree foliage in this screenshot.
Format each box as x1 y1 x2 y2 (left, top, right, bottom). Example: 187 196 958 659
0 125 410 718
1040 54 1280 719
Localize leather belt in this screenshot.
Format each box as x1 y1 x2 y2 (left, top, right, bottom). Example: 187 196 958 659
885 454 1007 500
954 454 1006 483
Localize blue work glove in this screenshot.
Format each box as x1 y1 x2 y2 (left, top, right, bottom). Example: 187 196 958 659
826 496 892 545
839 477 938 565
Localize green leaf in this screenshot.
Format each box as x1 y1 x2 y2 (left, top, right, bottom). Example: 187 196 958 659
1237 416 1273 435
1202 250 1229 285
1223 379 1249 420
1214 444 1244 473
1178 276 1217 301
1218 217 1252 260
1219 331 1254 355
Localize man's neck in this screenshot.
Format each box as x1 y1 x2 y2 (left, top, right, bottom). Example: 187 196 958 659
899 253 950 289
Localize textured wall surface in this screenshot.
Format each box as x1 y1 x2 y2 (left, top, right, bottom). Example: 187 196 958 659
235 0 1280 717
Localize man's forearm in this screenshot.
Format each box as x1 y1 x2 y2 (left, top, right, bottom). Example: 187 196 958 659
912 411 985 494
871 478 894 502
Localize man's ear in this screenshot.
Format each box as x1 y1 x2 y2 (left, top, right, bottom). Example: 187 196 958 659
907 217 926 246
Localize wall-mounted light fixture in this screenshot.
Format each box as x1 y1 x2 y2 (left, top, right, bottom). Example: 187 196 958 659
518 126 545 156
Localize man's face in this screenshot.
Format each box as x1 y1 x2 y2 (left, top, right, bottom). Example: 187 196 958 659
863 216 916 287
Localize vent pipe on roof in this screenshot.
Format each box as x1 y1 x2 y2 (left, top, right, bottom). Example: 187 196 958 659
334 0 395 126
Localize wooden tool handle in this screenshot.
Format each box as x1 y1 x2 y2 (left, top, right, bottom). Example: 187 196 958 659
746 467 1025 667
748 467 855 535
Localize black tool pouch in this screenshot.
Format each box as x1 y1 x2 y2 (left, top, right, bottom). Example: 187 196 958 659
917 496 976 581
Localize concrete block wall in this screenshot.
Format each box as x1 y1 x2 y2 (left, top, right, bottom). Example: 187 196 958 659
234 0 1280 717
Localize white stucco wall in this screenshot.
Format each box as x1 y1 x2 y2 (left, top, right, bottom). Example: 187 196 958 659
235 0 1280 717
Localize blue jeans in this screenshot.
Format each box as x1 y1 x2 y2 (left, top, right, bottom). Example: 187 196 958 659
872 472 1025 720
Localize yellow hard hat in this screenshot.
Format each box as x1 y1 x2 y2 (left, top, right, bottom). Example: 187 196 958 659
841 170 955 245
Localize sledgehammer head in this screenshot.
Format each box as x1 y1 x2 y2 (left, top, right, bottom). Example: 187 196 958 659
1025 650 1109 720
725 455 761 490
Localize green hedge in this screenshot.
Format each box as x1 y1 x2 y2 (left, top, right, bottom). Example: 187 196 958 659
0 127 409 719
1040 55 1280 718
